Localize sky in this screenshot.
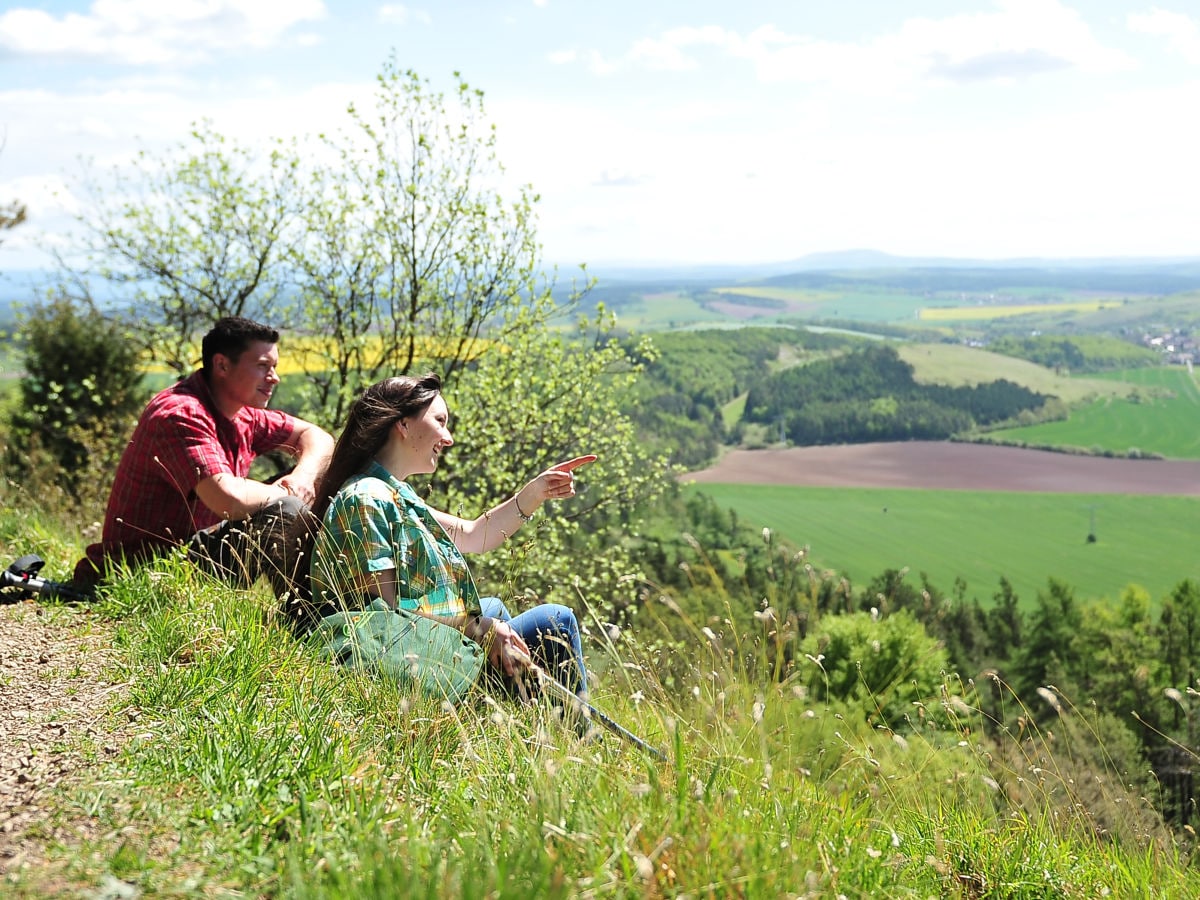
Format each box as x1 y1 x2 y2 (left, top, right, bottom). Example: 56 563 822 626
1 0 1199 273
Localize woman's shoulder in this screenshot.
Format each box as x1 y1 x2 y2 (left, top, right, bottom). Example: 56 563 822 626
333 473 396 505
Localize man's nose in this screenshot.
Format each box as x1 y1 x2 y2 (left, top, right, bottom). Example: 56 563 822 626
266 368 280 384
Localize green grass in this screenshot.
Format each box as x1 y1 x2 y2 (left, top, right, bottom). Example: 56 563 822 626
612 290 735 330
3 501 1200 896
988 366 1200 460
899 342 1137 404
684 483 1200 608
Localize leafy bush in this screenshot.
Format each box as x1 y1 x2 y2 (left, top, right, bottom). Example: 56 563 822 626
798 609 949 729
3 294 146 512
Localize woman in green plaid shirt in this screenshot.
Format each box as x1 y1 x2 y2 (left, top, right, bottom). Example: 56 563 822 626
300 374 593 696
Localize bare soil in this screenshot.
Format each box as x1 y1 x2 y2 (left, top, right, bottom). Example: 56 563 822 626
0 600 127 889
685 441 1200 495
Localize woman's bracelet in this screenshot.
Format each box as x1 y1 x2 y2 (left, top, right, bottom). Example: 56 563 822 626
514 493 534 522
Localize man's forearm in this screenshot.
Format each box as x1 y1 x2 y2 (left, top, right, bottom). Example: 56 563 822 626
289 425 334 482
196 473 290 521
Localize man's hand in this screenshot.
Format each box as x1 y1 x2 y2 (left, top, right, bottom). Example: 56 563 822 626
274 472 316 506
280 418 335 507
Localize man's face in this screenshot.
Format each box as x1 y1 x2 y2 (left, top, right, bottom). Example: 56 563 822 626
214 341 281 411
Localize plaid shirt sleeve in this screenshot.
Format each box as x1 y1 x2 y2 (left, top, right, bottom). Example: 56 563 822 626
146 405 236 496
249 408 298 456
319 478 398 591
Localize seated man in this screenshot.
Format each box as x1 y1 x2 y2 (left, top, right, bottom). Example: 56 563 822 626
73 316 334 593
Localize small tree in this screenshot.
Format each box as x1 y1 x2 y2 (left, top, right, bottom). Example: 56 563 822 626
286 60 567 425
67 122 303 373
436 309 670 616
5 294 145 508
799 609 950 729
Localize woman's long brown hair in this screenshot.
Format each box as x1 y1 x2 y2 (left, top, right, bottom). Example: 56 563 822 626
277 373 443 631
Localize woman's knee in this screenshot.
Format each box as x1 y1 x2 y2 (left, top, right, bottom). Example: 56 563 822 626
480 596 512 621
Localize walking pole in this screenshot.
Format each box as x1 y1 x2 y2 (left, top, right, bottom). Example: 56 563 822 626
516 650 668 762
1 555 92 603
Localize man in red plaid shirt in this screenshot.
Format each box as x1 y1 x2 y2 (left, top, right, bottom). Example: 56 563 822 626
73 317 334 592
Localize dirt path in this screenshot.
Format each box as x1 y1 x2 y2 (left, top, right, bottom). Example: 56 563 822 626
685 441 1200 495
0 600 126 886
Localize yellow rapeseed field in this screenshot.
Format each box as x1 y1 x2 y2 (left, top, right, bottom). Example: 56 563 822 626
144 333 494 375
918 299 1123 321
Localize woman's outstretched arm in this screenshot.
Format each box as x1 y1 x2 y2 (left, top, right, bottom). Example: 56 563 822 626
431 455 596 554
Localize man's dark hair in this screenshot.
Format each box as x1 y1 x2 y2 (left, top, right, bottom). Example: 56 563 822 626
201 317 280 374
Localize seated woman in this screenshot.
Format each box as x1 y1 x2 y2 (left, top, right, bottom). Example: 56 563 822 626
291 373 594 700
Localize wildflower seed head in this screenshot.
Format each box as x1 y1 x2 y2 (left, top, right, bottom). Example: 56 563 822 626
1036 686 1062 713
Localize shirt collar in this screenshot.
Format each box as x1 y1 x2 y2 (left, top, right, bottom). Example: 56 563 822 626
364 459 422 505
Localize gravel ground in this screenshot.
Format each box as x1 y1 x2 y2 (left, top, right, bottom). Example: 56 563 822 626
0 599 127 889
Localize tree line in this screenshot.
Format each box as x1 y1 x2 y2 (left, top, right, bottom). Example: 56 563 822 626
986 334 1161 372
741 343 1047 444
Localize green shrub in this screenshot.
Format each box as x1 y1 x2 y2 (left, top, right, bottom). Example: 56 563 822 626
798 609 949 729
4 294 145 513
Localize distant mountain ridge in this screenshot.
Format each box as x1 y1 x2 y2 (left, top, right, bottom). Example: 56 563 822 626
585 250 1200 284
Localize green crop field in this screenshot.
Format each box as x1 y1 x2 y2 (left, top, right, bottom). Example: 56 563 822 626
612 291 738 330
898 342 1136 404
987 366 1200 459
684 482 1200 609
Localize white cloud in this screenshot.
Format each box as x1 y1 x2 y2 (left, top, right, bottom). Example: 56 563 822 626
582 0 1133 91
547 48 576 65
0 0 327 65
378 5 432 27
1129 8 1200 63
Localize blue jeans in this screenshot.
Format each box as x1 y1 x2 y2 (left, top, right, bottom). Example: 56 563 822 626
480 597 587 697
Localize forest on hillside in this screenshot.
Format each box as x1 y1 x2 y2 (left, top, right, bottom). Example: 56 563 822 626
742 343 1048 445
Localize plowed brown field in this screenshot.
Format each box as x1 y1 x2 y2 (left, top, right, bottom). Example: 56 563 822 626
685 441 1200 495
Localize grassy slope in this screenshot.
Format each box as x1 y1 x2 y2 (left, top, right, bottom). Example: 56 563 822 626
2 512 1196 897
897 341 1135 403
685 483 1200 608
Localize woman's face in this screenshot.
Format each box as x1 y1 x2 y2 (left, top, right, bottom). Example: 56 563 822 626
401 394 454 475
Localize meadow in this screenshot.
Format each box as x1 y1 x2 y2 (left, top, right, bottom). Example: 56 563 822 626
988 366 1200 460
714 285 929 322
683 482 1200 608
4 510 1198 897
897 341 1137 404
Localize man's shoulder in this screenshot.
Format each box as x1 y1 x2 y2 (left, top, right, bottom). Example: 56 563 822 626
139 388 216 438
145 373 211 416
